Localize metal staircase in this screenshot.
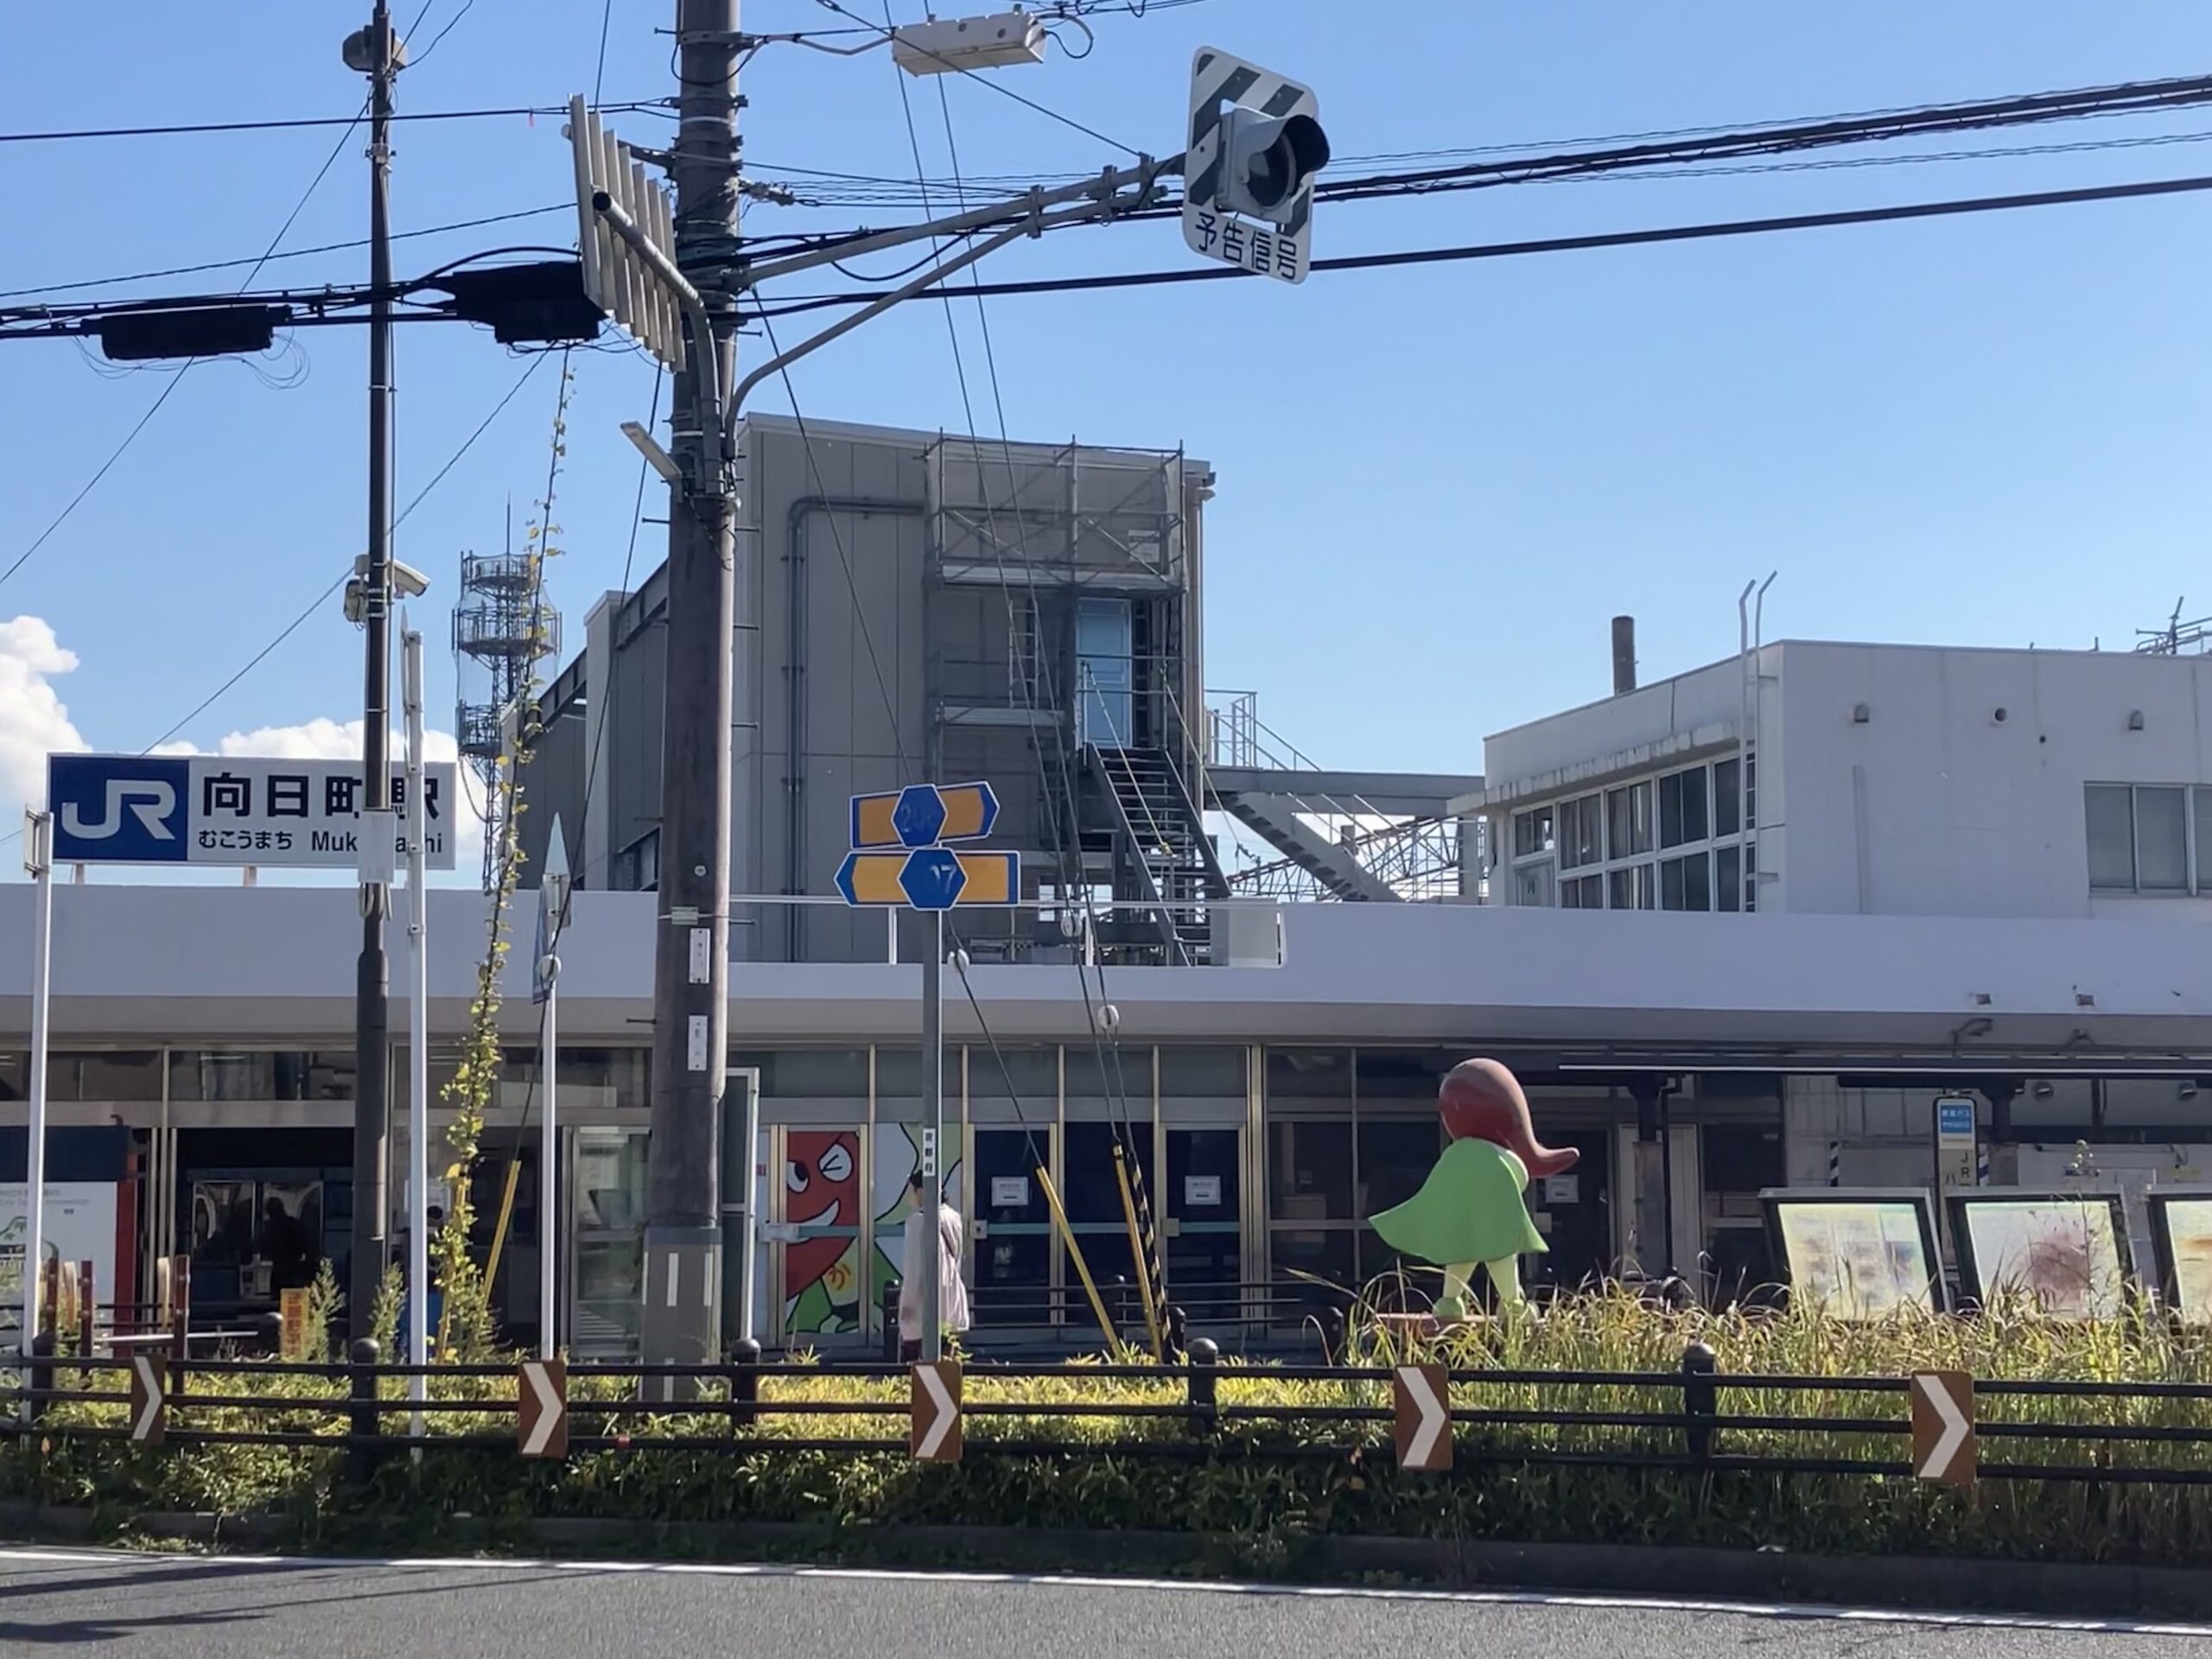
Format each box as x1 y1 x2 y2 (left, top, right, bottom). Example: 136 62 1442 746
1086 744 1230 965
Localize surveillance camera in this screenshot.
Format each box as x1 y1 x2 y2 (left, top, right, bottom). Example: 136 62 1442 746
352 556 431 599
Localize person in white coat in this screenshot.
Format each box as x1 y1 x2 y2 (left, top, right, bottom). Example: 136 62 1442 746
897 1170 969 1362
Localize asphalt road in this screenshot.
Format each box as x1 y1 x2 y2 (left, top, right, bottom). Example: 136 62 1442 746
0 1548 2207 1657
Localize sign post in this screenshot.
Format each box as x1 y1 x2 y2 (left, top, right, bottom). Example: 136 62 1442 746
911 1357 963 1463
518 1357 568 1459
1393 1363 1452 1472
535 817 572 1363
18 809 52 1395
1910 1370 1976 1489
128 1353 166 1446
840 783 1009 1362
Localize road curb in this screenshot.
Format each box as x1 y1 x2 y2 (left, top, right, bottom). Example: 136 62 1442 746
2 1502 2206 1620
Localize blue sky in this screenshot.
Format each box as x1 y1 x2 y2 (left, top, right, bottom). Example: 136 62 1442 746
3 0 2211 877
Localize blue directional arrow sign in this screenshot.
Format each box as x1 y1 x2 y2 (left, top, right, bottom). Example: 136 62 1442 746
892 784 949 849
898 846 968 912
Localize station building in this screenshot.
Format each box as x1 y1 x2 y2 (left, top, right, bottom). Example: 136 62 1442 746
7 410 2210 1352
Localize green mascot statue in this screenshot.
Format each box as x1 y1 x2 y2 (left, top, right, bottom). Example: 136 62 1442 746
1370 1058 1578 1319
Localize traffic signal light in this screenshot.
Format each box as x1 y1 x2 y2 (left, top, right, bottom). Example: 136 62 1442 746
1215 105 1331 226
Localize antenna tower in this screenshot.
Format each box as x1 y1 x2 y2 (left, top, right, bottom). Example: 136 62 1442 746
453 535 561 889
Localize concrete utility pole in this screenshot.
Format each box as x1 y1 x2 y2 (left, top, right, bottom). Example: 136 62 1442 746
349 0 401 1344
641 0 741 1376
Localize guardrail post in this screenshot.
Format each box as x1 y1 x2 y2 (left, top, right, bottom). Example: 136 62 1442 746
26 1332 52 1425
169 1255 190 1403
1186 1336 1218 1437
1163 1304 1188 1362
1681 1340 1718 1464
76 1259 96 1370
730 1336 761 1432
346 1337 382 1484
1321 1305 1348 1366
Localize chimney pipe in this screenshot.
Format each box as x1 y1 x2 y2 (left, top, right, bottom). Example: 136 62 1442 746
1611 615 1637 695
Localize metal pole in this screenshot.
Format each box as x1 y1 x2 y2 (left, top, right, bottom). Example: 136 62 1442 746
19 813 53 1379
541 963 558 1360
351 0 398 1347
402 624 428 1421
922 912 944 1362
641 0 740 1385
737 1071 760 1345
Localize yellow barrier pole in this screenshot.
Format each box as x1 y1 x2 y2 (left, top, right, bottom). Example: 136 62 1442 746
1112 1146 1164 1359
1034 1166 1118 1349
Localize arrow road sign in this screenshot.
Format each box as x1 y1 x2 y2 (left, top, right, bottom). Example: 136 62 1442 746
518 1358 569 1460
1393 1363 1451 1472
836 849 1019 909
1910 1370 1975 1488
850 782 1001 850
129 1354 166 1446
912 1360 963 1463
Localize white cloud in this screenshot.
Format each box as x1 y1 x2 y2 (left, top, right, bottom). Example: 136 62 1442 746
160 717 488 867
0 615 87 806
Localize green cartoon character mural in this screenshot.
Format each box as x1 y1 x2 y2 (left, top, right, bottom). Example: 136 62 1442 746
1370 1058 1578 1319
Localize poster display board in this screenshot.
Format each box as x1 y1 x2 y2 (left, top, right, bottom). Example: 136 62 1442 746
1948 1192 2131 1319
0 1182 118 1311
2145 1191 2212 1325
1762 1188 1945 1318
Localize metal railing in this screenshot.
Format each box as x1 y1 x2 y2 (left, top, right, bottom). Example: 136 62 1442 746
10 1346 2212 1491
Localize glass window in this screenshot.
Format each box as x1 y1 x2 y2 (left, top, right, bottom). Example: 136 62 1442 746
1513 861 1554 906
1159 1046 1245 1098
1269 1227 1355 1303
1268 1119 1352 1220
0 1052 22 1103
1606 781 1653 859
1066 1045 1148 1104
1714 757 1743 838
1746 840 1758 912
2197 788 2212 893
1560 794 1603 869
1266 1047 1351 1101
1659 767 1708 849
2086 785 2138 890
967 1045 1058 1103
56 1052 162 1102
1356 1050 1451 1101
873 1048 927 1099
1560 874 1603 908
1062 1121 1154 1225
2139 786 2189 892
1716 844 1742 912
1512 807 1554 860
1661 852 1711 911
1745 753 1758 830
1607 863 1655 910
1357 1118 1441 1215
760 1049 868 1098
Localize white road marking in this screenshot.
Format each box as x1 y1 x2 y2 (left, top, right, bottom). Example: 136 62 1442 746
0 1548 2202 1637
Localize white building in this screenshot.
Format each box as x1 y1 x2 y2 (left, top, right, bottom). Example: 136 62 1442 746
1472 636 2212 922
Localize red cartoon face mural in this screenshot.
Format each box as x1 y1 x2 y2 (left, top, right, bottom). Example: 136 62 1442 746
785 1131 859 1294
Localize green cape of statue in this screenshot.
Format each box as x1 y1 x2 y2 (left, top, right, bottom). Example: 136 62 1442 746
1370 1137 1545 1316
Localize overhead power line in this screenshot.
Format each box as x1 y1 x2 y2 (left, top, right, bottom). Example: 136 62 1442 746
750 170 2212 316
0 100 660 145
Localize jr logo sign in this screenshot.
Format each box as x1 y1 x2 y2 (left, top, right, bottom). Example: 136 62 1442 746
49 757 189 863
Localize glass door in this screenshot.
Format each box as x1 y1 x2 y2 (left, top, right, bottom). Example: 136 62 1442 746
1165 1127 1242 1327
1075 597 1134 749
1060 1119 1157 1339
971 1127 1053 1327
568 1128 646 1358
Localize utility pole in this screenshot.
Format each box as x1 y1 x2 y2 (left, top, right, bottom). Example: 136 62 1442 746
641 0 741 1379
347 1 402 1344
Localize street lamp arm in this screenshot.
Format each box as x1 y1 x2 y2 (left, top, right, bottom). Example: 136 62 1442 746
732 152 1182 291
724 156 1179 440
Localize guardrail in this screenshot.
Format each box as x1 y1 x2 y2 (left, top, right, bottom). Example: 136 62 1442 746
10 1344 2212 1493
